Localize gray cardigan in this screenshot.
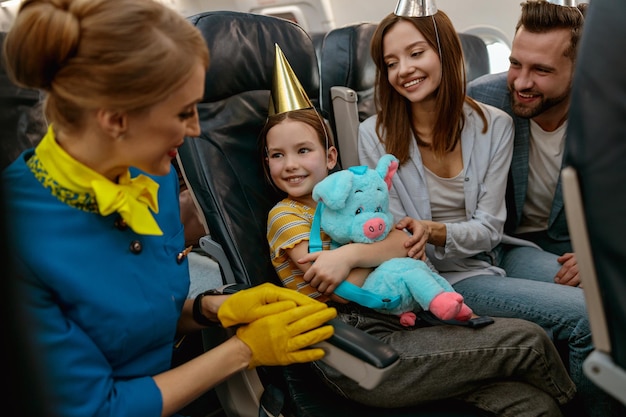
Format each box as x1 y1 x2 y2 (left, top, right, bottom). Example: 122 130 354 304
358 102 514 284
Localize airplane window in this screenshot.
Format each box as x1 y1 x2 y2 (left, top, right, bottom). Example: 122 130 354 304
464 26 512 75
485 41 511 73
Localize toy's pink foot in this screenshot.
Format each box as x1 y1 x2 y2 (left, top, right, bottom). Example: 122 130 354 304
455 304 473 321
399 312 417 327
429 292 463 320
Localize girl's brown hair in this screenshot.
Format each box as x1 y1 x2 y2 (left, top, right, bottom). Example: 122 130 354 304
370 11 487 163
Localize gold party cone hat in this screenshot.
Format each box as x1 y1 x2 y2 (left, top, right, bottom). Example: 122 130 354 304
269 43 313 116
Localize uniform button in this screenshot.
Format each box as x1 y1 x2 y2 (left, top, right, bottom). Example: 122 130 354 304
129 240 142 254
115 217 128 230
464 177 469 182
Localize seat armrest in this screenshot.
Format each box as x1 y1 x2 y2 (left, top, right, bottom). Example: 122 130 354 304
330 86 360 168
326 318 398 368
583 351 626 406
200 235 236 284
315 318 400 390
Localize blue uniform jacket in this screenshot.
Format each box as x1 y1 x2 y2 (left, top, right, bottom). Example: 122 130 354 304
467 72 571 254
2 150 190 417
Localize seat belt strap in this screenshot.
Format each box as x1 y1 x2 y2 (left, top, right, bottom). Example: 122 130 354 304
259 383 284 417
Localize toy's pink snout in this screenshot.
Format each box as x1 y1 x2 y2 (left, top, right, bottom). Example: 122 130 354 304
363 218 386 239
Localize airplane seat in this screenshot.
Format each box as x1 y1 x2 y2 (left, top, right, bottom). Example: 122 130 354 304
177 10 485 417
562 0 626 408
318 24 491 169
181 10 320 289
0 32 48 171
310 31 326 73
319 22 377 168
457 32 490 83
310 32 327 120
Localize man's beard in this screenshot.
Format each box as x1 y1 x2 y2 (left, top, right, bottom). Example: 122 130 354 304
509 88 570 119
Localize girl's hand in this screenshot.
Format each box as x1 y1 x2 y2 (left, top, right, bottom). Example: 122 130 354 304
395 216 429 260
298 248 354 295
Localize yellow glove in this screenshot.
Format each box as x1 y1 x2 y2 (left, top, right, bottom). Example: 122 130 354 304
218 283 319 328
236 303 337 369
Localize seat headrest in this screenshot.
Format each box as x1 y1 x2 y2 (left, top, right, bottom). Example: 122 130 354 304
188 11 319 106
310 32 326 68
458 33 490 83
319 22 377 118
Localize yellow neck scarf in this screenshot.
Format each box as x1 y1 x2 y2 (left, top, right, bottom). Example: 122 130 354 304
34 126 163 236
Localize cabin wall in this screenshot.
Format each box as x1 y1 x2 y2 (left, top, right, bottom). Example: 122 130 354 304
0 1 19 32
330 0 520 45
173 0 521 43
0 0 588 54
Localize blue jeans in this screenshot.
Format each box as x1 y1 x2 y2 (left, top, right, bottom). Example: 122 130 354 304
453 245 614 417
315 302 575 417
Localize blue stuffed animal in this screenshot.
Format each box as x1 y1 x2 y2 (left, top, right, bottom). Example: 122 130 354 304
311 154 472 326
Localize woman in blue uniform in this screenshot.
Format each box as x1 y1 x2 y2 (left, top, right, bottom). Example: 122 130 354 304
1 1 336 416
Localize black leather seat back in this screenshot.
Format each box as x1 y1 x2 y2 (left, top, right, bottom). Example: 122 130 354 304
458 32 490 83
319 23 377 131
310 31 326 74
180 11 319 287
566 2 626 368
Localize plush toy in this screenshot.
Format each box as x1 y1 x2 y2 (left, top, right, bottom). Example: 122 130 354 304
311 154 473 326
